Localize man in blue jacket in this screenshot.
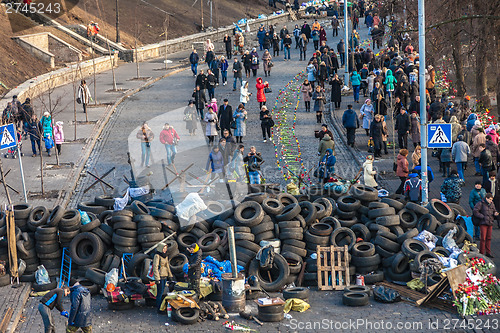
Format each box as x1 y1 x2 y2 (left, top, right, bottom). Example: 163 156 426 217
257 26 267 51
67 280 92 332
342 105 360 147
189 49 199 77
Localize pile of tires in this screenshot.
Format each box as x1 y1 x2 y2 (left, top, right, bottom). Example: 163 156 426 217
342 285 371 306
0 187 489 295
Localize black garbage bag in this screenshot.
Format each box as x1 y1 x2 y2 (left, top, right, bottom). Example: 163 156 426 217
373 286 401 303
256 245 275 270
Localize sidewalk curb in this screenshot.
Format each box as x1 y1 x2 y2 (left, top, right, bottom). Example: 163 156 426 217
6 284 30 333
56 66 188 208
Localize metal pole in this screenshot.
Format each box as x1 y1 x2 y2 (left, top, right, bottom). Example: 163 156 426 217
344 0 349 86
210 0 213 27
418 0 428 204
17 151 28 203
227 226 238 278
116 0 120 43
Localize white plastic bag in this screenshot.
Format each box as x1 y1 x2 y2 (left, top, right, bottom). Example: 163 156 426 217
175 193 207 223
105 268 119 289
35 265 51 285
413 230 437 251
442 228 462 259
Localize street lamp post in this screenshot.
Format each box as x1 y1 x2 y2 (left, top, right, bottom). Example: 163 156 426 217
344 0 349 86
418 0 428 204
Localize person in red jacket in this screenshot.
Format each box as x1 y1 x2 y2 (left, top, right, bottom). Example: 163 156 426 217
159 123 180 166
256 77 269 109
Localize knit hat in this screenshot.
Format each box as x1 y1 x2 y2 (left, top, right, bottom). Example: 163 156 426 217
157 243 166 252
190 243 200 253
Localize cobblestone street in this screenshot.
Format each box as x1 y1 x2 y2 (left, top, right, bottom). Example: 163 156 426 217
4 5 500 333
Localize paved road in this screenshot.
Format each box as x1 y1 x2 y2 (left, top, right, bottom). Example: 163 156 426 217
9 13 500 333
17 289 465 333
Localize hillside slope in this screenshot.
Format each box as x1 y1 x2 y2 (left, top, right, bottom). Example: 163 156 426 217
56 0 273 46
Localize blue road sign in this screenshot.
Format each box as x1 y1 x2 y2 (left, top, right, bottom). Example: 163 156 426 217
428 123 452 148
0 123 17 150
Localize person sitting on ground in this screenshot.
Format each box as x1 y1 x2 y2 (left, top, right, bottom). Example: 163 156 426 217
440 170 465 203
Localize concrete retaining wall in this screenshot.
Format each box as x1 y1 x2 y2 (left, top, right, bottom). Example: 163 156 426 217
0 53 118 110
12 32 83 68
123 12 293 62
1 9 301 109
13 36 55 68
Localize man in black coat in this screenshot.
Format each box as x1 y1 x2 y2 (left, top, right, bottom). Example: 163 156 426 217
187 243 203 296
223 34 232 59
192 86 207 119
395 108 411 149
195 69 207 90
219 99 233 133
301 21 311 40
232 58 243 91
429 99 445 122
279 25 289 51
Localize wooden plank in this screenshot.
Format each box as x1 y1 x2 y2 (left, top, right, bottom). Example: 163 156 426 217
446 265 468 298
317 246 350 290
0 308 13 333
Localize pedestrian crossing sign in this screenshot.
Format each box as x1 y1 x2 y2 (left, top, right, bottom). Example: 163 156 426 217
0 123 17 150
428 123 452 148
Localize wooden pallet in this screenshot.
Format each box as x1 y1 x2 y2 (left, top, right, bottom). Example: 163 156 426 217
316 245 350 290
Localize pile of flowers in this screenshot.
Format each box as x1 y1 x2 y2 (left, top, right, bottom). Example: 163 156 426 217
453 258 500 316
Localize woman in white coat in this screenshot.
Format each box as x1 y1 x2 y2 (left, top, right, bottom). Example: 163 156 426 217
360 99 374 136
363 155 378 188
240 81 251 107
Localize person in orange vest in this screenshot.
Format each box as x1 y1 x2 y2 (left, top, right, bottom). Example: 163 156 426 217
86 21 100 43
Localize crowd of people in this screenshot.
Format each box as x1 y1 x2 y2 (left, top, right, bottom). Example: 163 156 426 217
2 95 66 158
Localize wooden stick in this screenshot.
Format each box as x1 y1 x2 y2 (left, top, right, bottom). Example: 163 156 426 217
144 233 177 255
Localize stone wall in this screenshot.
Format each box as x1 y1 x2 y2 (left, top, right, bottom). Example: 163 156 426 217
0 53 118 110
123 12 293 62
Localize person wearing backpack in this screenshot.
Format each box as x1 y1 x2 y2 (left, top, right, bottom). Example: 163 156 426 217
243 146 263 184
473 193 498 257
404 170 422 202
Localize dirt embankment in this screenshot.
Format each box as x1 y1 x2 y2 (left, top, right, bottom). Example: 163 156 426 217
1 0 275 98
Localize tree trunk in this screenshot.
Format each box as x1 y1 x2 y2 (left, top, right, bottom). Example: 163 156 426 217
450 32 466 97
495 32 500 116
475 37 489 106
473 0 490 107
